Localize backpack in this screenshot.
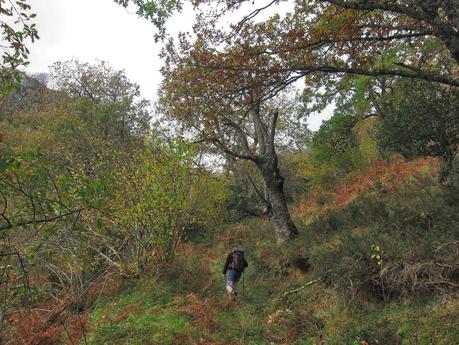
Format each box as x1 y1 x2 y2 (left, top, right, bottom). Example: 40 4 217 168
231 251 244 272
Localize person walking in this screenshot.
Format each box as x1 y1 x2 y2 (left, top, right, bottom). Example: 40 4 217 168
222 246 248 301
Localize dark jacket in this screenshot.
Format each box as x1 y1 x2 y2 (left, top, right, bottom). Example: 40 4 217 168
222 251 248 274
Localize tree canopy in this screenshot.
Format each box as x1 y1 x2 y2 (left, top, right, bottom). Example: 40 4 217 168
115 0 459 243
116 0 458 89
379 79 459 185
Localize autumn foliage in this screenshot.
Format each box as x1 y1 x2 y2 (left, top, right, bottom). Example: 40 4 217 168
5 307 88 345
293 157 438 220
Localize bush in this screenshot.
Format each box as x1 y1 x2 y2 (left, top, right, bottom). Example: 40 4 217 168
306 114 381 187
378 79 459 185
308 183 459 302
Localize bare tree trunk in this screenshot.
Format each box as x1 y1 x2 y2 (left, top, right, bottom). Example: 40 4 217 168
263 181 272 217
258 154 298 244
449 154 459 187
439 153 459 186
214 99 297 243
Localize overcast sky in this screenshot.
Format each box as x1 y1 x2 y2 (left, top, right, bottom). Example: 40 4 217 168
26 0 165 100
25 0 331 131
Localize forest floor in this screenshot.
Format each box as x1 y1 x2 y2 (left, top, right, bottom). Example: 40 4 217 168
80 157 459 345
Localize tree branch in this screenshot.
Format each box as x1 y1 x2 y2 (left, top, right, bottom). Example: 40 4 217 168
322 0 424 21
210 137 258 162
268 110 278 153
296 66 459 87
0 208 85 232
250 97 269 155
222 117 252 156
283 277 323 298
233 158 269 206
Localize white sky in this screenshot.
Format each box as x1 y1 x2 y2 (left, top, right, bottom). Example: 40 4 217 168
25 0 331 131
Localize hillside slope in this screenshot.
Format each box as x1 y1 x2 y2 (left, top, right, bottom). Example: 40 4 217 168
12 157 459 345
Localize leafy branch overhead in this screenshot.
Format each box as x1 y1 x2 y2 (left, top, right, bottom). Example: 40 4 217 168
115 0 458 93
0 0 39 87
113 0 182 41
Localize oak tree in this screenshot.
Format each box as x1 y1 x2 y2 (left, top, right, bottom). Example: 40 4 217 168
117 0 459 243
160 35 299 243
115 0 458 88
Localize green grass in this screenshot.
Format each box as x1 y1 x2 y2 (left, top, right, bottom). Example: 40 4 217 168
84 176 458 345
87 311 188 345
213 304 268 344
85 280 189 345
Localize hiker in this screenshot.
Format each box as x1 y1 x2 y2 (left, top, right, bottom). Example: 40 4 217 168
222 246 248 300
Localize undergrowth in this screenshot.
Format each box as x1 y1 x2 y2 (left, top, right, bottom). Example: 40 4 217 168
79 158 458 345
86 280 188 344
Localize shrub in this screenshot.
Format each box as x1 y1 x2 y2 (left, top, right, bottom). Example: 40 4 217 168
378 79 459 185
308 184 459 302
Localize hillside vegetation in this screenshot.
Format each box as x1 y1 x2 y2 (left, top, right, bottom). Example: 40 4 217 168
7 149 458 344
1 1 459 344
84 158 458 345
1 69 458 344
